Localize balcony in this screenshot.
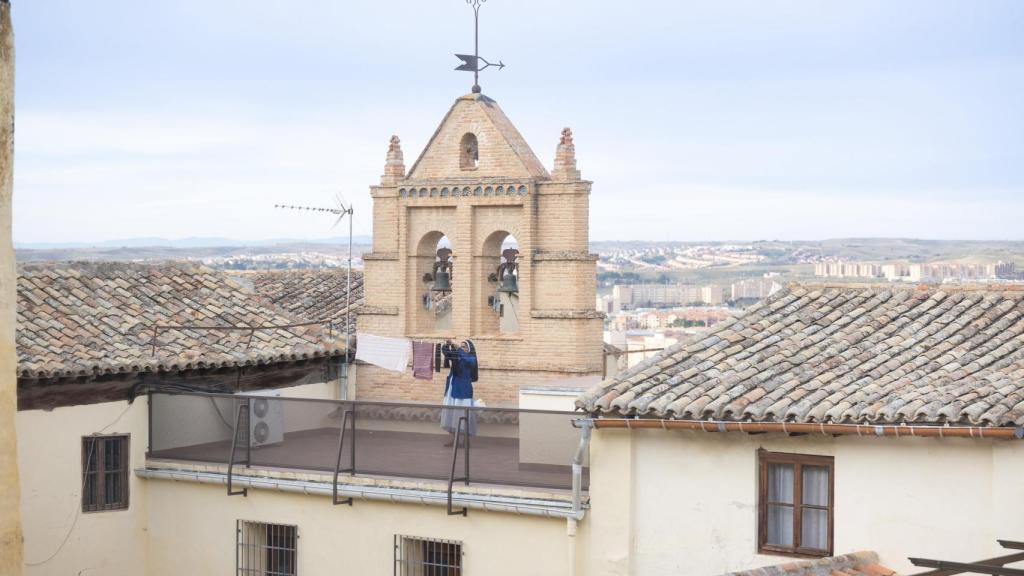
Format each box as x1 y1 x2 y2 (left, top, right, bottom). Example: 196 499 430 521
144 391 590 517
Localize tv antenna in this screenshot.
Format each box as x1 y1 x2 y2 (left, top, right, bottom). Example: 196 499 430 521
275 196 356 353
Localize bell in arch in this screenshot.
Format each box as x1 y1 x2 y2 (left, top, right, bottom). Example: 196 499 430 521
497 271 518 294
431 247 453 293
496 248 519 294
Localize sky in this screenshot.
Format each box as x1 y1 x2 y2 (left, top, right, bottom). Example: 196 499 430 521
10 0 1024 244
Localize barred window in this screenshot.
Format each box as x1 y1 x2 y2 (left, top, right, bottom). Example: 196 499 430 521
237 520 297 575
395 535 462 575
82 435 129 512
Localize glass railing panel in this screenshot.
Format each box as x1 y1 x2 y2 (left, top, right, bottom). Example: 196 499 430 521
147 392 588 492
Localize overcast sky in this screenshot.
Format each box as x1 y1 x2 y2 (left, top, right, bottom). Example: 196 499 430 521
10 0 1024 244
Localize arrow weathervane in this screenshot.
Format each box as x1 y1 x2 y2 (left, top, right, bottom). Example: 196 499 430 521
455 0 504 93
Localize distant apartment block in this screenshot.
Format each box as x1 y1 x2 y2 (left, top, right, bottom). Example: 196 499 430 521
730 277 783 300
815 260 1019 282
613 283 706 308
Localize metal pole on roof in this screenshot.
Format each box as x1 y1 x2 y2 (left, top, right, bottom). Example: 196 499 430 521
273 199 356 397
346 203 353 358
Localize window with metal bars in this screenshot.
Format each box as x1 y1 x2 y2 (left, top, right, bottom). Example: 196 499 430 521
81 435 129 512
758 450 834 557
237 520 297 576
395 535 463 575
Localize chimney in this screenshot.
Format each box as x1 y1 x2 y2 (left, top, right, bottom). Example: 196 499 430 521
381 135 405 185
551 127 581 181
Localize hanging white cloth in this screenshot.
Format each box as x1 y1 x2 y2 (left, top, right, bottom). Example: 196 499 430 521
355 333 410 372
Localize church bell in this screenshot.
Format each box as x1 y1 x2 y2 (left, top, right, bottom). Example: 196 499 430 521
497 271 518 294
431 271 452 292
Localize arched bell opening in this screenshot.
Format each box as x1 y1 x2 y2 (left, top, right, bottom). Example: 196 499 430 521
459 133 479 170
415 232 454 333
480 231 520 334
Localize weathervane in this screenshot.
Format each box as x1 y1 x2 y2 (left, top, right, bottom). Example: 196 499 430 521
454 0 504 93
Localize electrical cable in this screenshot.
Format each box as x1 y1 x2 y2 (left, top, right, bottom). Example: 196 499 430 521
25 402 132 566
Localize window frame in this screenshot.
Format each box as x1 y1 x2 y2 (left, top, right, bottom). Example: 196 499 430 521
81 434 130 513
757 450 834 558
395 534 463 575
237 520 298 575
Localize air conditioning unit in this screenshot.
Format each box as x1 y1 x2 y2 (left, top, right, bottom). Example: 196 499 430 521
239 390 284 448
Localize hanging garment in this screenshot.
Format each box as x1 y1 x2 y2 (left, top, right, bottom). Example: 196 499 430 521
411 341 434 380
434 343 443 373
463 339 479 382
354 333 410 373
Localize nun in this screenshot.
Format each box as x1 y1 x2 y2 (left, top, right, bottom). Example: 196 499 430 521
439 339 478 446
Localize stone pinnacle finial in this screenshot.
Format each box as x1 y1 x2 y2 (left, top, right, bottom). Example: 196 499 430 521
382 135 406 185
552 127 581 180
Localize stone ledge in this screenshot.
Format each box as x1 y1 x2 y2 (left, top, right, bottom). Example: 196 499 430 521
357 306 399 316
531 309 605 320
140 460 576 505
362 252 398 261
532 251 599 262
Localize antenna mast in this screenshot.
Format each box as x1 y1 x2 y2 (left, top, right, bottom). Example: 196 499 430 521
275 200 356 362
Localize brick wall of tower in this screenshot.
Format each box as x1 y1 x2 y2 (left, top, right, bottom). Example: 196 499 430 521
355 94 603 406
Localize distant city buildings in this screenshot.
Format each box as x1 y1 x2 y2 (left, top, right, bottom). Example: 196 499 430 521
731 277 783 301
598 244 765 273
814 260 1020 282
198 251 364 270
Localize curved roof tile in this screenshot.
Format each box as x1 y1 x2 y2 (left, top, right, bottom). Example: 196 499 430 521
16 262 353 379
577 283 1024 427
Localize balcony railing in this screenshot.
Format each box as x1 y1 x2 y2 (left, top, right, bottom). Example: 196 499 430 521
147 391 589 493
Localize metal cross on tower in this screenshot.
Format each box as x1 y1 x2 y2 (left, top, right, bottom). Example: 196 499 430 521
454 0 504 93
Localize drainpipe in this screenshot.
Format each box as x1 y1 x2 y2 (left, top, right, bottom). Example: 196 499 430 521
568 419 593 576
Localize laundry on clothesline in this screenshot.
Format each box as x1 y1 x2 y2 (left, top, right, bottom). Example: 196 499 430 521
411 341 434 380
354 333 410 373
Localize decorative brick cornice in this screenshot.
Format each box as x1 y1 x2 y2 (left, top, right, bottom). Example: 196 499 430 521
532 251 599 262
357 306 399 316
362 252 398 262
531 309 605 320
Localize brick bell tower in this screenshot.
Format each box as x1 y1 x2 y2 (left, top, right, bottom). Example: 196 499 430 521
356 92 603 406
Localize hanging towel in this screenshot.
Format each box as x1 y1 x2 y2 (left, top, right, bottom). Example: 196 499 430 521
412 341 434 380
355 333 410 373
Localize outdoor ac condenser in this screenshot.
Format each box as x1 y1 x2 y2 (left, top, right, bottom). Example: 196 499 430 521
239 390 284 448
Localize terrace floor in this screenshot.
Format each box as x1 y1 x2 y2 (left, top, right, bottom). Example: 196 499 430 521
149 427 587 491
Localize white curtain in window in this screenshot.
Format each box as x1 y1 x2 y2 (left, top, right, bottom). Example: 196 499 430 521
766 464 794 546
801 466 829 550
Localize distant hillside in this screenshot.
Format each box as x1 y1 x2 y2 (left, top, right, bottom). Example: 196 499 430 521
16 242 372 264
591 239 1024 264
15 235 372 250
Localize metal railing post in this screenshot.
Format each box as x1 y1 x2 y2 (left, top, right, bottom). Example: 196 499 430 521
463 406 470 486
227 402 249 497
147 391 153 456
447 416 469 516
245 400 251 468
332 408 354 506
349 404 356 475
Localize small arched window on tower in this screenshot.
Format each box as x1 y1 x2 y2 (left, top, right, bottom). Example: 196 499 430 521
460 133 479 170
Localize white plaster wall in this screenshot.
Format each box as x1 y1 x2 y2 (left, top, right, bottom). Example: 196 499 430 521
581 429 1024 576
17 399 150 576
145 479 571 576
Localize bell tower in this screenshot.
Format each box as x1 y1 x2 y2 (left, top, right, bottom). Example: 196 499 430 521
357 93 603 406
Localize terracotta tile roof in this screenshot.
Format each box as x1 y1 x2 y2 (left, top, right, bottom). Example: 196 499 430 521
16 262 346 379
240 268 363 332
718 551 897 576
577 284 1024 426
